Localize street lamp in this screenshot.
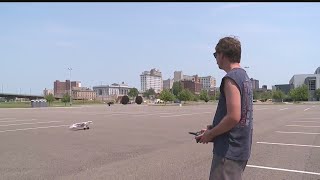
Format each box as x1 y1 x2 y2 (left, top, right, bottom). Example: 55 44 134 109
244 66 250 78
68 67 72 106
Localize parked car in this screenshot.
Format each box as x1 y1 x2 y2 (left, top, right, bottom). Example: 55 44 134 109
174 99 181 103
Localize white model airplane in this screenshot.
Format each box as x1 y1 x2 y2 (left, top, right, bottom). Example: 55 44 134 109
69 121 93 130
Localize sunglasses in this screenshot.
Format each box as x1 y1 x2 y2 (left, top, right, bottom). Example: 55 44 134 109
213 52 218 58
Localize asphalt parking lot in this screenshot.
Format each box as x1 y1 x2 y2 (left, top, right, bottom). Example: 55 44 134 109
0 103 319 180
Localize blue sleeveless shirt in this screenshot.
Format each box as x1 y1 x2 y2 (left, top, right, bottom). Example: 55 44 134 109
212 68 253 161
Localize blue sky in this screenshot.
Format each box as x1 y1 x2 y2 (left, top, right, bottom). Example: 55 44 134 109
1 2 319 95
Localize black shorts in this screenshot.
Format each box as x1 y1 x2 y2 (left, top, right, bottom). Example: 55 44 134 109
209 155 248 180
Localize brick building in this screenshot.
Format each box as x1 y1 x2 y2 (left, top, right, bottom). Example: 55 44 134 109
72 87 96 100
181 75 202 94
54 80 81 98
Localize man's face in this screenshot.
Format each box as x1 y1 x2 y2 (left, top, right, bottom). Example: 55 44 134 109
213 51 223 69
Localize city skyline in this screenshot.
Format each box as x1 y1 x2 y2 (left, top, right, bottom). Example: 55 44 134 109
1 3 320 95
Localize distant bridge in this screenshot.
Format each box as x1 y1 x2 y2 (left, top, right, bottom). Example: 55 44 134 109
0 93 47 100
0 93 85 101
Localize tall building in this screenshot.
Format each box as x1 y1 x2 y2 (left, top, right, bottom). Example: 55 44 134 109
200 76 216 91
250 78 259 91
163 78 174 90
43 88 53 96
174 71 183 82
140 68 163 93
262 85 267 90
54 80 81 98
183 75 193 81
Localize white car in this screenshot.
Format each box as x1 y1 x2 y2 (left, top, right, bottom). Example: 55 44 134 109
69 121 93 130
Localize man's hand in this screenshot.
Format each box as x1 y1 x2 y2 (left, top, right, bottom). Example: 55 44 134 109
195 127 214 144
198 125 213 134
196 129 213 144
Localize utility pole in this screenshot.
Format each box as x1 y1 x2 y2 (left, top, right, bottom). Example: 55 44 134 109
68 67 72 106
244 66 250 78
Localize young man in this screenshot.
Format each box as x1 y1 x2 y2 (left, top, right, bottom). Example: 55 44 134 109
195 36 253 180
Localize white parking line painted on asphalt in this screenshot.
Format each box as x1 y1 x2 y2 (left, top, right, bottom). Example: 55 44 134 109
160 112 212 118
0 119 38 123
255 108 269 110
286 125 320 128
279 108 289 111
247 165 320 176
90 112 169 116
132 112 174 117
304 108 311 111
302 118 320 120
0 125 69 133
0 118 16 120
0 121 61 127
257 142 320 148
293 121 320 123
276 131 320 135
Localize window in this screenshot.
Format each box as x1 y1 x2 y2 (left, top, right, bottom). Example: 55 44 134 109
309 80 316 91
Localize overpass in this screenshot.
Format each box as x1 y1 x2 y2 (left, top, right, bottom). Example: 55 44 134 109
0 93 45 101
0 93 84 101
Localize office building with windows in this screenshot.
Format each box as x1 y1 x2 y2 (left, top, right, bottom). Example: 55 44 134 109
289 67 320 101
140 68 163 93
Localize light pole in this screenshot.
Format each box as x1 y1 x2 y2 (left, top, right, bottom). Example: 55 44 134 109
244 66 250 78
68 67 72 106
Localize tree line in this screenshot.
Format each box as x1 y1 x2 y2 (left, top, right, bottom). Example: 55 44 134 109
44 83 320 106
254 84 320 102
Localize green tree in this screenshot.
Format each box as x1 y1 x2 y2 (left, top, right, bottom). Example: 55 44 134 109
61 94 70 106
172 81 183 96
260 91 272 102
289 84 309 102
143 88 156 98
120 95 130 105
253 90 260 100
210 89 220 101
199 90 210 103
128 88 139 99
121 95 130 105
45 94 55 106
178 89 194 102
159 89 175 104
193 94 200 101
315 88 320 101
272 90 285 102
214 90 220 100
135 96 143 104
